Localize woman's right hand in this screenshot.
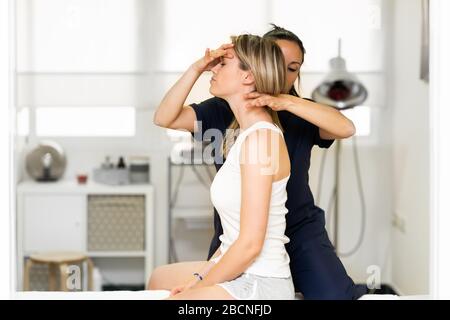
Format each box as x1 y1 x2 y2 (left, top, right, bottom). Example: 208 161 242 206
169 284 187 297
192 43 234 73
169 277 198 297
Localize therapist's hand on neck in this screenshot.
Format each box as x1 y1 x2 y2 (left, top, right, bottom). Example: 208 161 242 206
223 91 273 130
243 92 294 112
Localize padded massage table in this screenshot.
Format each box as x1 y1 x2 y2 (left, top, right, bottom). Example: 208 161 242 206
13 291 429 300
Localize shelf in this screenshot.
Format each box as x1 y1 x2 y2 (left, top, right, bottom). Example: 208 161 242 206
172 207 213 219
17 180 153 195
17 185 155 291
87 251 147 258
24 251 148 258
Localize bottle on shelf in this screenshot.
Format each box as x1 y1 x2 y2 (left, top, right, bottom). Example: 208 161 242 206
117 156 126 169
101 156 114 169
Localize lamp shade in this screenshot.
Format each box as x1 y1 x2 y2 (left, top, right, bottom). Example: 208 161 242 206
312 42 368 110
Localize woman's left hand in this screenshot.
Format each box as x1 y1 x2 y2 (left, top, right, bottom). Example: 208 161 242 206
244 92 294 112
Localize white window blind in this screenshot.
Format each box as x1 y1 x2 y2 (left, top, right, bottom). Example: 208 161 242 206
35 106 135 137
271 0 384 72
17 0 142 72
159 0 269 72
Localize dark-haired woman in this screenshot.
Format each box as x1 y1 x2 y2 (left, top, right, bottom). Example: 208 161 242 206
152 25 360 300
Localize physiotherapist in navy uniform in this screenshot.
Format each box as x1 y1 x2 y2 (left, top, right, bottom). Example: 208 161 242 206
154 25 362 300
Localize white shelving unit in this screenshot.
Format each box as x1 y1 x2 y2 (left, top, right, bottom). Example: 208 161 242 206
168 158 215 263
16 179 155 291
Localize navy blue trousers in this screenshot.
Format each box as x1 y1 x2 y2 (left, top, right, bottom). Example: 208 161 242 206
207 211 362 300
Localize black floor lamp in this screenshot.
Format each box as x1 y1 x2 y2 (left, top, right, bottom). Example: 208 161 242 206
312 40 368 254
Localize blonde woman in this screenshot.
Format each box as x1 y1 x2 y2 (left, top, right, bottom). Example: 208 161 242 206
149 34 294 300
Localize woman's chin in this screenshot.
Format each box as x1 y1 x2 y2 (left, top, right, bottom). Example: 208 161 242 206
209 87 221 97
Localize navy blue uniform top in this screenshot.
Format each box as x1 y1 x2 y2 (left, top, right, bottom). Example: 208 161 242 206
191 97 334 241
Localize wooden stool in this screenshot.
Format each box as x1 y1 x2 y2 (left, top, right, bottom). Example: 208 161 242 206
23 252 94 291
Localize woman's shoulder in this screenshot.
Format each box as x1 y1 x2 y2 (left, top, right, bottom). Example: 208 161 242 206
237 125 290 181
231 122 279 151
241 120 282 135
237 122 287 158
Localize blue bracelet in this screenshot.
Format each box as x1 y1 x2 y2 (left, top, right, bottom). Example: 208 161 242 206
193 272 203 281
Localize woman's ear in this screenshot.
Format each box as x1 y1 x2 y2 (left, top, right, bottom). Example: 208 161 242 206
242 71 255 86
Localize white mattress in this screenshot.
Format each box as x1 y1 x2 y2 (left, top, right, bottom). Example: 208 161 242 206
13 291 429 300
14 290 171 300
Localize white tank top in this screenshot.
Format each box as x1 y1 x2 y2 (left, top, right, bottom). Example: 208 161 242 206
210 121 291 278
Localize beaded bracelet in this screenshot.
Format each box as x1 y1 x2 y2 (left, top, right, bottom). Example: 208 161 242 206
193 272 203 281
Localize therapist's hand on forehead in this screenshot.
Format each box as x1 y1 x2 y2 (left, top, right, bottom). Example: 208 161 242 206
192 43 234 73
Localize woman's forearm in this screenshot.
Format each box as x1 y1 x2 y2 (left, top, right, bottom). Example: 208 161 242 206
179 247 222 288
286 96 356 138
195 247 222 279
153 65 202 127
193 240 260 289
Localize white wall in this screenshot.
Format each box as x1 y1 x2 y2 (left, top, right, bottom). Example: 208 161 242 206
430 0 450 299
14 0 430 292
388 0 430 295
1 0 15 298
15 0 392 279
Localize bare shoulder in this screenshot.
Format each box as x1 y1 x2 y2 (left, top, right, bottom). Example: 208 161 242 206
239 128 290 179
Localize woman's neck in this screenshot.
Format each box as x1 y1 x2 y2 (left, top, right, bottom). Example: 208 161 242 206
225 94 273 130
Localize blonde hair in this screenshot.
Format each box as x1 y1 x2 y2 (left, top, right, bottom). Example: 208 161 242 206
222 34 287 157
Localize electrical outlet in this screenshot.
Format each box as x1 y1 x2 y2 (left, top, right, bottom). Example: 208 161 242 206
392 212 406 233
397 215 406 233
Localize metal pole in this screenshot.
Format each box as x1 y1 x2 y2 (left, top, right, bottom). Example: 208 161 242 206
334 139 341 253
167 157 172 263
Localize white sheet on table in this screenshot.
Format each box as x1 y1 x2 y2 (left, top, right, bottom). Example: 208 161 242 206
12 291 429 300
13 290 171 300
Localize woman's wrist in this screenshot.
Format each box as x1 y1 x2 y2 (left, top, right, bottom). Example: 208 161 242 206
186 273 204 290
283 97 298 113
193 272 203 281
182 275 199 289
189 62 204 75
284 95 304 114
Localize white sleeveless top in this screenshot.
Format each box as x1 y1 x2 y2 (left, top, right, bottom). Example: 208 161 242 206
210 121 291 278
